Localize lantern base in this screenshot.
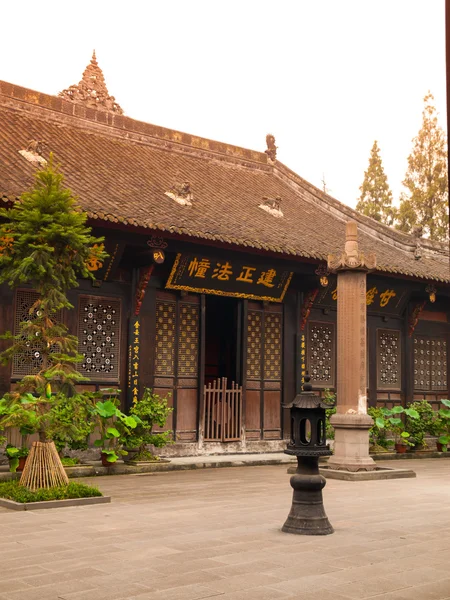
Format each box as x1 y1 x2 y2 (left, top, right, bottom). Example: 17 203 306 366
282 456 334 536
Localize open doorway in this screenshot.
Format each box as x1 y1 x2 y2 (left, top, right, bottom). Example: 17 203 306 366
204 295 240 386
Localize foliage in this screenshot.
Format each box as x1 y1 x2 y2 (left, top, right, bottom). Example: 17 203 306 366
375 406 419 447
0 159 107 450
60 457 80 466
125 388 173 458
435 399 450 451
405 400 435 448
367 407 393 450
322 389 336 440
0 480 101 503
46 392 96 453
0 155 106 306
395 92 449 241
356 140 395 226
93 394 140 463
5 444 29 472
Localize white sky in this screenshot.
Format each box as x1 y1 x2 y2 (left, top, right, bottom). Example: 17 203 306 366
1 0 446 209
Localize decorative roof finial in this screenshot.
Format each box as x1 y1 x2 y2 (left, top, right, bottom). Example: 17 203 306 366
59 51 124 115
265 134 277 162
328 221 377 272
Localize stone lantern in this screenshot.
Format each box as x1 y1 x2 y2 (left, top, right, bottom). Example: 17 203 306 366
282 374 334 535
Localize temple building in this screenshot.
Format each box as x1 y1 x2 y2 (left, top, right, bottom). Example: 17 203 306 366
0 53 449 455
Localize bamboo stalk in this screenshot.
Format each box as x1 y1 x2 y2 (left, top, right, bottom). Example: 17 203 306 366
19 441 69 491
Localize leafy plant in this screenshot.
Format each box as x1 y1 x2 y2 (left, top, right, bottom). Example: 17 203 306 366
93 394 139 463
405 400 435 448
125 388 173 460
322 389 336 441
5 444 29 472
46 392 96 454
0 480 101 503
376 406 420 447
367 407 394 451
435 399 450 451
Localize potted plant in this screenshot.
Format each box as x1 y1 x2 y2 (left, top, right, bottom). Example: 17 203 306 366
376 406 419 453
93 394 139 466
435 399 450 452
5 444 29 472
124 388 173 463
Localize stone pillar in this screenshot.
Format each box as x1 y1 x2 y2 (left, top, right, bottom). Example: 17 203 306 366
327 222 377 472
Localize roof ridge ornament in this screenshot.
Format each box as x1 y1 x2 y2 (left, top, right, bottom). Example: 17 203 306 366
328 221 376 272
58 50 124 115
259 195 283 218
165 181 193 206
265 134 277 162
18 139 47 166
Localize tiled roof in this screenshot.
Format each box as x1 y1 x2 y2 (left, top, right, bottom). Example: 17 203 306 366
0 80 448 283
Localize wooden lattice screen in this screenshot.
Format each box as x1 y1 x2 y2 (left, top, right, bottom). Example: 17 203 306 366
377 329 401 390
77 296 121 381
12 290 42 378
307 321 335 387
414 335 448 391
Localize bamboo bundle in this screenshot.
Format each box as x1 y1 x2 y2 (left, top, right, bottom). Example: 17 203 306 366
19 441 69 491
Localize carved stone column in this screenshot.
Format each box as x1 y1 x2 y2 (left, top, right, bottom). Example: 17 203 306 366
327 222 377 471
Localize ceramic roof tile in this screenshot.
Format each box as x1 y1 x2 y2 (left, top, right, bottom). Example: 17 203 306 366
0 82 448 283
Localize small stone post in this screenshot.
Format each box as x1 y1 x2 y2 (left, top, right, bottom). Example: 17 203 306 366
327 221 377 472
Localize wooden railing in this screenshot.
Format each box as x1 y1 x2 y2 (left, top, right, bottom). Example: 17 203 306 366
204 377 242 442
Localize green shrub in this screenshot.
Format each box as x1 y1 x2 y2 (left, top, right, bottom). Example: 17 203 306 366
405 400 435 448
0 480 102 503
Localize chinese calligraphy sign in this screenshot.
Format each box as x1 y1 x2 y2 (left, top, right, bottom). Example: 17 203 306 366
315 276 408 314
166 253 293 302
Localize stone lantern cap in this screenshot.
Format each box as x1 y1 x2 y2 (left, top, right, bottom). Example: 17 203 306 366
284 373 333 410
284 392 331 410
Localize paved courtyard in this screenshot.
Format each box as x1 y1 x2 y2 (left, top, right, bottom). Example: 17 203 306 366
0 458 450 600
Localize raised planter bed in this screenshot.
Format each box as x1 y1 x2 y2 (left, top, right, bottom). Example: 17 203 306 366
0 495 111 511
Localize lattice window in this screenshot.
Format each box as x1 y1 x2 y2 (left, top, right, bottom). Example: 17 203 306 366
377 329 401 389
307 322 334 386
78 297 121 380
155 300 176 376
414 336 448 391
178 303 199 377
246 310 262 379
264 312 282 380
12 290 42 378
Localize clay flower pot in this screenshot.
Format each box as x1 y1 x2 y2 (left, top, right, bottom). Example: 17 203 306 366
14 456 28 472
101 452 112 467
394 443 408 454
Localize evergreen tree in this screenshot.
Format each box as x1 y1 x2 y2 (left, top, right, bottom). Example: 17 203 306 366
356 140 395 226
396 92 449 241
0 158 107 488
0 156 106 402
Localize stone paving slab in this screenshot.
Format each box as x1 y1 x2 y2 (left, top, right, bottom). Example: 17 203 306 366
0 458 449 600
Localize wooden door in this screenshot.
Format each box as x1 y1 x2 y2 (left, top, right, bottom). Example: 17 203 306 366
245 302 283 440
153 291 199 442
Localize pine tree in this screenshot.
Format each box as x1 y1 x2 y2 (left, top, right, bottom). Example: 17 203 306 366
0 157 107 488
396 92 449 241
356 140 395 226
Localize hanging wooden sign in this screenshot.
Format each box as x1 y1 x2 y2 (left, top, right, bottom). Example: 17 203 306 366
166 253 293 302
